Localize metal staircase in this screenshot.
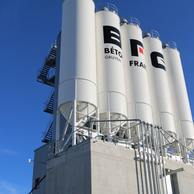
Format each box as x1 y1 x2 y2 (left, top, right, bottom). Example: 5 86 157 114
37 41 57 87
44 89 54 114
38 40 57 143
42 117 53 143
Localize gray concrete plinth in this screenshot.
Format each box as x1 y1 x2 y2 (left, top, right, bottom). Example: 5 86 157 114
45 139 194 194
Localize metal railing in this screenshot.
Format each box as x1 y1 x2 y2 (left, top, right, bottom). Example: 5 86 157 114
48 118 194 161
48 128 82 159
47 118 194 194
43 88 54 111
50 40 57 50
143 29 160 39
162 41 177 50
42 116 53 141
95 3 118 14
37 40 57 78
120 17 140 27
47 68 55 80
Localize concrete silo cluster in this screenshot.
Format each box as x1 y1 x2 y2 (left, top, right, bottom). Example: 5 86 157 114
57 0 194 148
31 1 194 194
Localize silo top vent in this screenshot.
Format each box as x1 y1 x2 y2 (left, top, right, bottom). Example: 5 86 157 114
120 17 140 27
143 33 151 38
143 30 160 39
120 18 128 25
162 43 169 49
162 41 177 50
100 7 108 11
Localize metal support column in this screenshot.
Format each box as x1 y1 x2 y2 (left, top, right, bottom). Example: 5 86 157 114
72 100 77 146
153 126 161 194
156 127 165 194
96 108 100 139
141 122 149 194
158 127 168 194
138 123 144 194
127 121 131 148
55 110 60 154
107 111 111 142
87 104 90 138
149 125 158 194
144 123 154 194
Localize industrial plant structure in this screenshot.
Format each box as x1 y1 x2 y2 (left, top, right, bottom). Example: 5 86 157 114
30 1 194 194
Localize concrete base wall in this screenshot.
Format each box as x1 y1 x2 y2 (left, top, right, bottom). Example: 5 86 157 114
165 158 194 194
45 141 91 194
32 143 52 194
45 139 194 194
90 141 138 194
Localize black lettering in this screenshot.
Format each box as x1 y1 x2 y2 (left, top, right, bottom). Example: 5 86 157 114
129 60 146 69
103 26 121 48
134 61 139 66
118 51 122 58
150 52 166 71
104 46 122 59
130 39 144 56
105 48 109 53
110 47 114 54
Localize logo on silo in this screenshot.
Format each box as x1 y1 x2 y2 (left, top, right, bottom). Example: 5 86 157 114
129 39 146 69
103 25 122 62
130 39 144 56
103 26 121 48
150 52 166 71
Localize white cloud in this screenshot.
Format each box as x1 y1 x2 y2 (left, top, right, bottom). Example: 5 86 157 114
0 148 18 156
0 180 29 194
0 181 17 194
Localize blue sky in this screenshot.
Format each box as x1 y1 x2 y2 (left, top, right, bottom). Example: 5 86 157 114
0 0 194 193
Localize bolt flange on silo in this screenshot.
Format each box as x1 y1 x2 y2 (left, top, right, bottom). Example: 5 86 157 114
57 0 98 149
95 3 128 142
163 41 194 151
143 30 177 141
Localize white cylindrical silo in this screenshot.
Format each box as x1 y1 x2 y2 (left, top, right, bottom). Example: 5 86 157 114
95 3 128 137
143 30 176 136
58 0 97 122
120 18 153 124
163 41 194 142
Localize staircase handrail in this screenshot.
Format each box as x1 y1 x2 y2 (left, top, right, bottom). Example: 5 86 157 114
37 40 57 77
143 29 160 39
43 88 55 110
42 116 53 139
46 68 55 81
